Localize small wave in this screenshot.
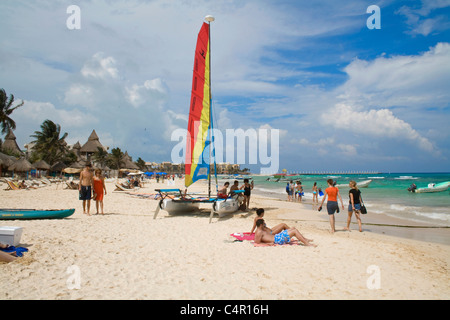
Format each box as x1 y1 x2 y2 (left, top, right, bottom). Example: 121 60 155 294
368 176 385 179
394 176 418 180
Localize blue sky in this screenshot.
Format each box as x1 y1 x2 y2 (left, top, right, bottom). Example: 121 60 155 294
0 0 449 173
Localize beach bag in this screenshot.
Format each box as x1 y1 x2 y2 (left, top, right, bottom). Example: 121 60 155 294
360 194 367 214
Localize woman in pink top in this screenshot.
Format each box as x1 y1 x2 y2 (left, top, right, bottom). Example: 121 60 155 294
318 179 344 233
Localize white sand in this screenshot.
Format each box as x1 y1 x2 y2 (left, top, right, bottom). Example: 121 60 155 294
0 179 449 299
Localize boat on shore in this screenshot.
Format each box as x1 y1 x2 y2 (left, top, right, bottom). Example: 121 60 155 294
154 17 241 221
0 208 75 220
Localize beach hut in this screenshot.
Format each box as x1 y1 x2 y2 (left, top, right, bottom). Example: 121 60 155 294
33 159 51 170
80 130 108 161
0 152 15 177
1 131 24 156
50 161 67 177
8 158 35 179
32 159 51 178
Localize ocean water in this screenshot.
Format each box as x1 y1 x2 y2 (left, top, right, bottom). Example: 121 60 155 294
245 173 450 227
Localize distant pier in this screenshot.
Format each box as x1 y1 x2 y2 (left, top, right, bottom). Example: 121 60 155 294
284 171 382 175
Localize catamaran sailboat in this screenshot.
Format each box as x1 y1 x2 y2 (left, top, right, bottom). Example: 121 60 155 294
153 16 243 220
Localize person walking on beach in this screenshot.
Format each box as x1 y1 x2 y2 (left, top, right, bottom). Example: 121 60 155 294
79 162 94 215
345 180 363 232
93 168 107 215
318 179 344 233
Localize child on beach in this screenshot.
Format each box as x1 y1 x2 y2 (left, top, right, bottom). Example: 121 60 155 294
218 182 229 199
93 169 107 215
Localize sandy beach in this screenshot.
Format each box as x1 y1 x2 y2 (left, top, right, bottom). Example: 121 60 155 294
0 178 449 300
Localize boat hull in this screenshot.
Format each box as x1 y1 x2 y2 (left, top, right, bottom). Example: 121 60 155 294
415 181 450 193
336 180 373 188
0 209 75 220
162 199 200 214
213 198 240 217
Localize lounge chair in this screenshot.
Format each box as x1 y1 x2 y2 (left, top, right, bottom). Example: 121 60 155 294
65 181 78 190
114 183 133 191
4 180 20 191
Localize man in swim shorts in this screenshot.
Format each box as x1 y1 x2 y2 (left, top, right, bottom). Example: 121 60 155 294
79 162 94 215
254 219 316 247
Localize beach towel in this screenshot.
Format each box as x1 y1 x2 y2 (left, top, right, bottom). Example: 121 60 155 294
230 232 255 241
0 246 29 257
253 240 301 247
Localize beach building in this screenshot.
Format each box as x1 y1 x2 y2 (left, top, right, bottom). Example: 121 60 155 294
79 130 108 161
1 131 24 156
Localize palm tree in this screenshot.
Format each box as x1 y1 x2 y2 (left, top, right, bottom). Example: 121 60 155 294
92 146 109 168
108 147 124 172
30 119 69 165
0 88 24 135
135 157 146 171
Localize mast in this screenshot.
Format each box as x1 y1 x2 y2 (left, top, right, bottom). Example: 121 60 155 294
205 15 215 198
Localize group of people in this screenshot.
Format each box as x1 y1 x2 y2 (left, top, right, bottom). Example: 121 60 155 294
285 180 304 202
79 162 107 215
217 178 254 210
251 178 364 246
318 179 363 233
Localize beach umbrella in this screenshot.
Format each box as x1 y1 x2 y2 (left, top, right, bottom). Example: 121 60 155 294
33 159 51 170
63 167 82 174
8 158 35 172
50 161 67 173
0 152 16 168
8 158 35 179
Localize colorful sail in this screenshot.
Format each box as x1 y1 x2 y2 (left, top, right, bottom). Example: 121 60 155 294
185 22 211 188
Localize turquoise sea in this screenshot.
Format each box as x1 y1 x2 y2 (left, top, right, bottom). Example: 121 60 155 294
247 172 450 227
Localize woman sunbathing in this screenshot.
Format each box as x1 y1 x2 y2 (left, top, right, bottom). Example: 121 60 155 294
249 208 290 235
254 219 316 247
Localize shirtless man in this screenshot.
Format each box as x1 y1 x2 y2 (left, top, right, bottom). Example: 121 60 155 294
79 162 94 215
229 180 239 196
254 219 316 247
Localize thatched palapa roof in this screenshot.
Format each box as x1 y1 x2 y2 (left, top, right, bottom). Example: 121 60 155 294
8 158 35 172
2 131 24 155
80 130 107 154
33 159 51 170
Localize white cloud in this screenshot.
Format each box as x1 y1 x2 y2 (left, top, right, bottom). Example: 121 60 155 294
339 43 450 109
396 1 450 36
81 53 119 80
321 103 435 153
